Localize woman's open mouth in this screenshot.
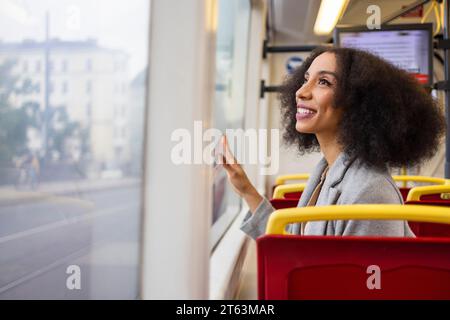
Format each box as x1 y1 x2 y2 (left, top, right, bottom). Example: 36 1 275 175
296 106 317 121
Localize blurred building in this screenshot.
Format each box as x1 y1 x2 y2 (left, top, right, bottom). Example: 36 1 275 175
0 39 131 175
128 69 147 176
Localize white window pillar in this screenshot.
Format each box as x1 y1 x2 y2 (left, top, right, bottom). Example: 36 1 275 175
141 0 216 299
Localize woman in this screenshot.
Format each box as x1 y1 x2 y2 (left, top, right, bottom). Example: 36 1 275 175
221 47 445 239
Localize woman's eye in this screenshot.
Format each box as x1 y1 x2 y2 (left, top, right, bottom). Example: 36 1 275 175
318 78 331 86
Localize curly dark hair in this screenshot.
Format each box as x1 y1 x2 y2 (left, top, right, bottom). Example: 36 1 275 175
279 46 446 169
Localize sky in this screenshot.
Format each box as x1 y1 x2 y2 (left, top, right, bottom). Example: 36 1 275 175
0 0 150 79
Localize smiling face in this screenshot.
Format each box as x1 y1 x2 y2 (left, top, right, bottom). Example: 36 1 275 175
295 52 343 136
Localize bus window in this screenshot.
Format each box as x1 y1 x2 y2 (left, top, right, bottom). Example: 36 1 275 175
211 0 251 250
0 0 149 299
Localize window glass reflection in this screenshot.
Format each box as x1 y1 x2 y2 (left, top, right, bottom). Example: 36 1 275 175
211 0 251 249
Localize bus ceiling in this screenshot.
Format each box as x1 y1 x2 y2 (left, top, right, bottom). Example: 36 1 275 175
268 0 439 44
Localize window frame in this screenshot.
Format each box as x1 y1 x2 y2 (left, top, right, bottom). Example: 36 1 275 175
209 0 252 252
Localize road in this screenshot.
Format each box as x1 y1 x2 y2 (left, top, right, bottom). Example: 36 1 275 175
0 185 142 299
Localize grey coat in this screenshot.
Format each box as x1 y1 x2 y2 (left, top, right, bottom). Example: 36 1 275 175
240 152 415 239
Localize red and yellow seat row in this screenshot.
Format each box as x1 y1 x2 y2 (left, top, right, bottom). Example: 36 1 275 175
258 175 450 300
272 174 449 202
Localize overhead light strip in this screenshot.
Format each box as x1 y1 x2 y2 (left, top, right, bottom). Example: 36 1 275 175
313 0 349 35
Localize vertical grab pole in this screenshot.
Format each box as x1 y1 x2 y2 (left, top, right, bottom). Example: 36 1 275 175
445 0 450 178
401 167 407 188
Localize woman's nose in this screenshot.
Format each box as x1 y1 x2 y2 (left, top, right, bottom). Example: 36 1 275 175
295 82 312 101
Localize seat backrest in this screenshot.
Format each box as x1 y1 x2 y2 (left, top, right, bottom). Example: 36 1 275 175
257 235 450 300
399 187 410 202
283 191 302 199
270 199 299 209
406 201 450 237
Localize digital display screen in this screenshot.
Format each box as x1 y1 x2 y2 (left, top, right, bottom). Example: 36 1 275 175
335 25 432 86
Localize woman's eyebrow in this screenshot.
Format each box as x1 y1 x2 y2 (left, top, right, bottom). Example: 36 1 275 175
304 70 338 79
317 70 338 79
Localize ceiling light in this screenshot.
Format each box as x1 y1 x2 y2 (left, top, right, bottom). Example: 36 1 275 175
313 0 349 35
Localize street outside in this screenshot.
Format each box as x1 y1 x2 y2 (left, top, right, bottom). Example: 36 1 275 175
0 179 142 299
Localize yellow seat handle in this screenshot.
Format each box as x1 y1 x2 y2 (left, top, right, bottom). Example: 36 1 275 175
407 184 450 201
275 174 310 185
392 175 448 186
272 174 448 200
276 174 446 187
272 183 306 199
266 204 450 235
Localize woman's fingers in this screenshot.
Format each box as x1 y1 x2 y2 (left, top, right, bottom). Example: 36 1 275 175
222 135 237 165
220 136 254 197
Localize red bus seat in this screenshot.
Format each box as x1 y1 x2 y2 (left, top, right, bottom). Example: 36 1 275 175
258 205 450 300
270 198 299 210
406 201 450 237
258 235 450 299
399 187 410 202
